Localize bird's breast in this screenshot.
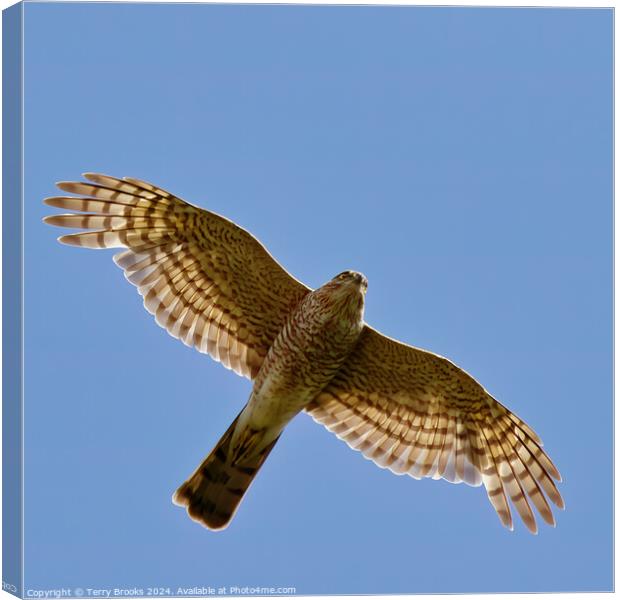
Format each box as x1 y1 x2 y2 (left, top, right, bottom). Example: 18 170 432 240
246 290 364 430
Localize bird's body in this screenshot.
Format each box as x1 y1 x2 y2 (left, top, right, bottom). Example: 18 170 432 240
174 273 367 526
44 173 564 533
244 271 366 433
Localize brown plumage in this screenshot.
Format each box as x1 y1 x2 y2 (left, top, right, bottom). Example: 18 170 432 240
44 173 564 533
173 412 280 529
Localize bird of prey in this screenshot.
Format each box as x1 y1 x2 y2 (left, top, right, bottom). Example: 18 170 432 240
44 173 564 533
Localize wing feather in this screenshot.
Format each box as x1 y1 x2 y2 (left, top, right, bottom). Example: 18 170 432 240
44 173 310 380
306 325 563 533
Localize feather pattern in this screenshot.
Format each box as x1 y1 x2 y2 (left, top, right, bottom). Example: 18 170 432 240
306 325 563 533
44 173 563 534
44 173 310 379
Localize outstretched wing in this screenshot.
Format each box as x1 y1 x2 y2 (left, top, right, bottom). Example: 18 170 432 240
44 173 310 379
306 325 564 533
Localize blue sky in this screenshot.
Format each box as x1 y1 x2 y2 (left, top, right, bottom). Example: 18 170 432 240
22 2 611 594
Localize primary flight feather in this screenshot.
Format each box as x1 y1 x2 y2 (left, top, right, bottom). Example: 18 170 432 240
44 173 563 533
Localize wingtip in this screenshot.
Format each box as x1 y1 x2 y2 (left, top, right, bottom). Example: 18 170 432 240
542 509 557 528
524 516 538 535
55 181 77 193
500 515 514 532
83 172 118 184
57 234 85 247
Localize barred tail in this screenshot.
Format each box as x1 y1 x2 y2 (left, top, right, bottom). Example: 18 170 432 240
173 416 279 530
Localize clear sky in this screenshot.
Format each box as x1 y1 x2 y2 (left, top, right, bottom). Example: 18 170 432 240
22 2 611 595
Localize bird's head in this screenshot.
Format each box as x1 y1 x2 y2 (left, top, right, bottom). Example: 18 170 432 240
317 270 368 322
331 270 368 293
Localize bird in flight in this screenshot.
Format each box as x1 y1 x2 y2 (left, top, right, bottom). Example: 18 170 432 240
44 173 564 533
